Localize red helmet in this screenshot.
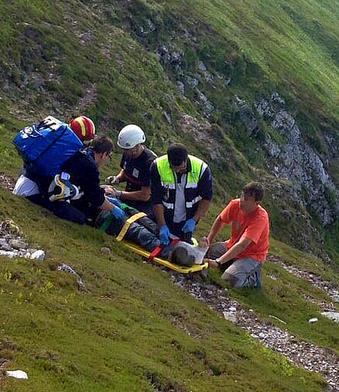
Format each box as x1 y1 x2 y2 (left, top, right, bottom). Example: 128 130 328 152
69 116 95 141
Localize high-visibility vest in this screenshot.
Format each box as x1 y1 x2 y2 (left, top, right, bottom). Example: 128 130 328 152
155 154 208 220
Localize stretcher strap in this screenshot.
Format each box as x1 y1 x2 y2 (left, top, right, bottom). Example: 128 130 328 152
148 246 163 261
148 238 180 262
116 212 146 242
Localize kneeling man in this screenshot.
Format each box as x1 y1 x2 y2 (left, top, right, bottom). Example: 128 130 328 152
206 182 269 288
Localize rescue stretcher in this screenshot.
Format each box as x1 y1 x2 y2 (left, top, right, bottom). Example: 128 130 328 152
100 212 209 273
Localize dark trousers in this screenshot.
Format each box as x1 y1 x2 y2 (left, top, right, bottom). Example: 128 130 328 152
27 194 86 225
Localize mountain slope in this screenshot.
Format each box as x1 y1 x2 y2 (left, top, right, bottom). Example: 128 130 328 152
0 1 338 390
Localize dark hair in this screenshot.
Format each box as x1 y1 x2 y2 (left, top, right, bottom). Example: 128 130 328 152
170 243 195 267
91 136 113 154
242 182 264 202
167 143 188 166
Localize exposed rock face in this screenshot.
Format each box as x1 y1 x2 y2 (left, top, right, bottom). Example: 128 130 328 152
179 114 222 160
234 96 259 135
255 92 339 226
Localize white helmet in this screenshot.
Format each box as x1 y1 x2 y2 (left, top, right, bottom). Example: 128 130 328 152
117 124 146 149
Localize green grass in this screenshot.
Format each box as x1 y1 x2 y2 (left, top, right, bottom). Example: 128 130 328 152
0 187 335 391
0 2 338 389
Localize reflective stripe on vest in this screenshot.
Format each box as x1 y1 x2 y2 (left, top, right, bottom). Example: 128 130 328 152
186 195 202 208
156 155 207 213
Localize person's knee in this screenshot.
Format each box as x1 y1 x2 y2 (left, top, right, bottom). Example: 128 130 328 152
222 267 261 289
221 272 240 287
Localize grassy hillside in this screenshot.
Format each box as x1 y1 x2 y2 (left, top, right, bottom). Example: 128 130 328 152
0 185 338 391
0 122 338 391
0 0 338 259
0 1 338 390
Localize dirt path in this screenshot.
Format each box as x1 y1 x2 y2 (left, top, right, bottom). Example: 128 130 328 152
170 272 339 391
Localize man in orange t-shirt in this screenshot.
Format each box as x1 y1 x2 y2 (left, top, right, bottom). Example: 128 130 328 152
206 182 269 288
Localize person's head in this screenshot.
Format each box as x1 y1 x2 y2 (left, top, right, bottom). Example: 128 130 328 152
91 136 114 168
240 182 264 213
117 124 145 159
167 143 188 173
69 116 95 142
170 242 195 267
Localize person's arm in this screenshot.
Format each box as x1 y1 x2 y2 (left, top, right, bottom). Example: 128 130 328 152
194 165 212 225
208 237 252 268
206 215 225 244
150 161 166 227
193 199 211 221
153 203 166 227
114 169 127 184
119 186 151 202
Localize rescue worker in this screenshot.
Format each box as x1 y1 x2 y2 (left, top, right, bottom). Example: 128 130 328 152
57 136 125 224
106 124 157 215
206 182 270 288
150 143 212 245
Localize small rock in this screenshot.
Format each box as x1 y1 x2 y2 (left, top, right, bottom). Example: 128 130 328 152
9 239 27 250
308 317 318 323
229 306 237 312
6 370 28 379
0 250 17 258
177 81 185 95
100 247 111 255
198 61 207 72
30 250 45 261
223 311 237 323
321 312 339 323
332 294 339 303
0 240 12 251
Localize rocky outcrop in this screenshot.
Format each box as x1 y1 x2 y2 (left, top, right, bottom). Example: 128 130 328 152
255 92 339 226
179 114 222 161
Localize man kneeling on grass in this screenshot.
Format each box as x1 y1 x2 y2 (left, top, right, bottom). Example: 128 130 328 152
205 182 269 288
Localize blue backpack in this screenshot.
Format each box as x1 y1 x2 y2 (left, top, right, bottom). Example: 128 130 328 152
13 116 83 178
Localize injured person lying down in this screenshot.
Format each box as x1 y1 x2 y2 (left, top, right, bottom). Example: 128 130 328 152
96 197 208 267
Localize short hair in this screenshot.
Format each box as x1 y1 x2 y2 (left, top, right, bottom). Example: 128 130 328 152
91 136 113 154
170 243 195 266
242 182 264 202
167 143 188 166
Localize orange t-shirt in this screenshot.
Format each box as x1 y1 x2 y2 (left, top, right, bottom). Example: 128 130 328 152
220 199 270 262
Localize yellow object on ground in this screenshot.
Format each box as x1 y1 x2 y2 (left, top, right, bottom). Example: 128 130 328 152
121 240 209 273
114 212 208 273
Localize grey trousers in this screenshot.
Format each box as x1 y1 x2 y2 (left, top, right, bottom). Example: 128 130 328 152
208 242 262 288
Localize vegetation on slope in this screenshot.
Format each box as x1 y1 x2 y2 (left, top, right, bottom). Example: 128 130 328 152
0 1 338 390
0 185 338 391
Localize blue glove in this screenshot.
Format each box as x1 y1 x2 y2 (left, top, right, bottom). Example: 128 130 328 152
159 225 171 246
111 206 126 220
182 218 196 233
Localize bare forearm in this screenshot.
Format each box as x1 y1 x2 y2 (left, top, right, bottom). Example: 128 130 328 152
207 216 224 244
218 242 247 264
193 199 210 221
153 204 166 227
120 187 151 202
115 169 126 183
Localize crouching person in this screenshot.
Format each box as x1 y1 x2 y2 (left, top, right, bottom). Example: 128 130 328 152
95 200 207 266
205 182 269 288
15 136 124 225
